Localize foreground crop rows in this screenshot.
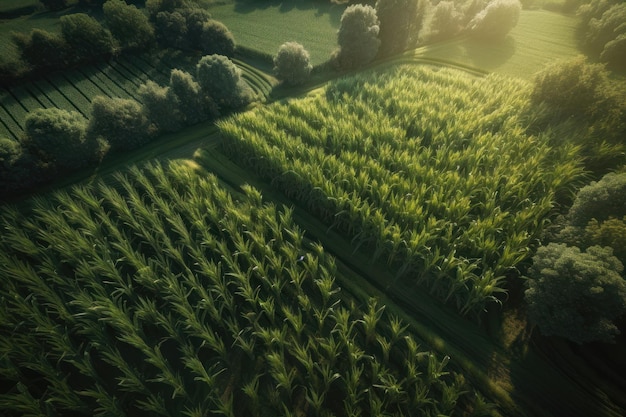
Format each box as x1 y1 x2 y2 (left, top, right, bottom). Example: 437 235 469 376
219 65 585 318
0 162 482 417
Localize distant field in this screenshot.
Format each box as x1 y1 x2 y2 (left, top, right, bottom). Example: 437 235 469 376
207 0 345 66
0 0 40 13
0 9 63 64
414 10 581 79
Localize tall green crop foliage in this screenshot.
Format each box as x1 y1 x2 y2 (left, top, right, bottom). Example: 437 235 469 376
0 161 479 416
219 65 585 317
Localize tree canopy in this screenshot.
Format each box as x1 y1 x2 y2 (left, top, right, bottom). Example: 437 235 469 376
335 4 381 69
525 243 626 344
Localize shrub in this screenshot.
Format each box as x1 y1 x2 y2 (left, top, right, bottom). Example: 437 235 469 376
167 69 214 126
568 172 626 227
421 1 462 43
180 7 212 45
273 42 313 86
530 56 620 121
525 243 626 344
199 20 236 57
87 96 150 152
468 0 521 38
585 217 626 267
375 0 424 56
335 4 381 69
138 80 180 133
155 11 188 49
103 0 154 50
12 29 70 71
146 0 188 18
0 138 36 196
60 13 115 63
599 33 626 70
196 54 253 109
21 108 92 171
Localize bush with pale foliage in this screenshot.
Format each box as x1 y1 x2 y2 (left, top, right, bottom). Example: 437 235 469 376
273 42 312 85
468 0 521 38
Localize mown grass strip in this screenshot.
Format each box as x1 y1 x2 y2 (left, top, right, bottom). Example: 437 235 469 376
23 84 54 108
93 62 142 101
46 73 92 116
62 70 110 101
32 79 82 115
0 91 28 129
0 105 20 140
119 55 170 86
8 86 44 113
77 66 129 99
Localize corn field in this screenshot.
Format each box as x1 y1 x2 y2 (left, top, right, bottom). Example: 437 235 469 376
219 65 586 318
0 162 481 417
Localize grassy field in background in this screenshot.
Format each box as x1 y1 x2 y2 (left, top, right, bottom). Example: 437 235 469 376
0 9 63 63
0 0 40 13
415 10 581 79
207 0 345 66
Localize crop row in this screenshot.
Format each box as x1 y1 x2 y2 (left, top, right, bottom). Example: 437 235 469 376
219 65 586 318
0 161 481 416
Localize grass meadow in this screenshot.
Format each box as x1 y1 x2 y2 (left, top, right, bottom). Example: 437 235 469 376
414 10 581 79
207 0 345 66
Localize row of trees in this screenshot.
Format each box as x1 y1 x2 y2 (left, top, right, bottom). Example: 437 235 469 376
577 0 626 70
2 0 236 84
272 0 522 86
0 54 253 198
524 57 626 345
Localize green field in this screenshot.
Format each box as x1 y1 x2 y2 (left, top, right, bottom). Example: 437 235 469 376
219 65 585 318
0 161 483 417
414 10 581 79
207 0 345 66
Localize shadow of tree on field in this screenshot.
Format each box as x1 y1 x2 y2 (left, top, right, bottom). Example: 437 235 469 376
461 35 516 72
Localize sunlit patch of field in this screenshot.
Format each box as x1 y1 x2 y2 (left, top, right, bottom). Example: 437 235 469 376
414 10 580 79
207 0 345 66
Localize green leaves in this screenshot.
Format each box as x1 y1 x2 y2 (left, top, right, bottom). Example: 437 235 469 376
219 65 585 319
0 160 479 416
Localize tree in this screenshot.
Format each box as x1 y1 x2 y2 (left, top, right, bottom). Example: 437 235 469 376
60 13 115 63
468 0 521 38
167 69 214 126
21 108 92 171
87 96 150 152
103 0 154 50
375 0 423 56
567 172 626 227
525 243 626 344
12 29 70 71
155 11 188 49
196 54 253 109
199 20 236 57
146 0 189 19
138 80 180 133
335 4 380 69
420 1 462 43
180 7 212 46
530 56 620 121
273 42 312 86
